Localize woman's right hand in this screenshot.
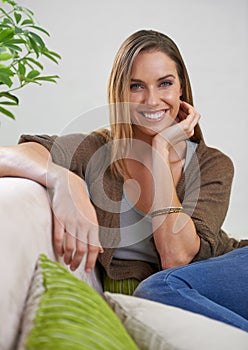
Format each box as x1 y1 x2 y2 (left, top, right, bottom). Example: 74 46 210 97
48 165 102 272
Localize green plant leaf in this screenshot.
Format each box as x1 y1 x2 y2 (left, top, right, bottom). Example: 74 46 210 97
0 24 11 30
14 26 24 35
20 19 34 26
0 105 15 119
0 65 14 87
7 38 26 44
0 91 19 104
26 69 40 79
2 0 17 4
3 43 22 52
0 9 13 24
27 36 39 57
18 61 26 76
46 50 62 60
0 52 13 61
0 101 17 105
0 28 15 43
0 64 14 74
19 6 34 19
0 73 12 87
0 0 61 122
28 31 46 49
42 51 60 64
14 12 22 24
30 25 50 37
25 57 43 70
1 17 13 26
34 75 59 83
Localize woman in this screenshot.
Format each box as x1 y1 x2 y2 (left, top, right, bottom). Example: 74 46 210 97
0 29 247 330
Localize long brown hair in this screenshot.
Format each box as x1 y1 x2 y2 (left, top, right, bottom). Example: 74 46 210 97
106 29 203 178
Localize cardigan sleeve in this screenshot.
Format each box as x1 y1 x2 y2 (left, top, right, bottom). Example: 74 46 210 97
18 132 109 180
178 143 237 260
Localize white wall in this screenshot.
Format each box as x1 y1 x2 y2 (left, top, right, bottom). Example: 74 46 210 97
0 0 247 238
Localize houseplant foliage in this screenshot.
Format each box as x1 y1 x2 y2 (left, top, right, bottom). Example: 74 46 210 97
0 0 61 120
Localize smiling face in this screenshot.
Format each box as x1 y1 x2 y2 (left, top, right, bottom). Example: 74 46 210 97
129 50 182 143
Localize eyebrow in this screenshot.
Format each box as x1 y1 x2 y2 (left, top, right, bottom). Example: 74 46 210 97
158 74 176 81
130 74 176 83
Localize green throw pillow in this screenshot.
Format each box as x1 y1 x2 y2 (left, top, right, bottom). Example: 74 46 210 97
17 254 138 350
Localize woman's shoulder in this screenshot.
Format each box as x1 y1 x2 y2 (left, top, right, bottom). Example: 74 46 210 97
18 129 112 169
88 128 112 146
19 128 111 144
196 140 234 174
47 128 111 153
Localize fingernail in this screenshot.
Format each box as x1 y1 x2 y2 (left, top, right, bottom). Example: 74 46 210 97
85 268 92 274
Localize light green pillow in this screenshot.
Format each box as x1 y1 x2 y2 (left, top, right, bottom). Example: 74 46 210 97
17 254 138 350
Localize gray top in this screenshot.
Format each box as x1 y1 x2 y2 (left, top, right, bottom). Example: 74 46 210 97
114 140 198 264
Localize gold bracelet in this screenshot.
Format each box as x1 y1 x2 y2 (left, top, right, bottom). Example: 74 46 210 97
151 207 183 218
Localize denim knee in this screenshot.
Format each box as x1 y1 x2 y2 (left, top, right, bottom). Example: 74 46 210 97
134 267 189 301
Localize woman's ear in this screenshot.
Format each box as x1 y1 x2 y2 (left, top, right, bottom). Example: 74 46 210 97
179 86 183 100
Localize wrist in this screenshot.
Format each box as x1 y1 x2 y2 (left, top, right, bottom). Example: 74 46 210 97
46 163 68 189
152 142 170 165
152 136 171 154
48 165 89 202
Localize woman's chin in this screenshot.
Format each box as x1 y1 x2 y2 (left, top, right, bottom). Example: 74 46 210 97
132 125 159 142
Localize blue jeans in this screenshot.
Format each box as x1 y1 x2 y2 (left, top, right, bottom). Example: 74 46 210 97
133 246 248 332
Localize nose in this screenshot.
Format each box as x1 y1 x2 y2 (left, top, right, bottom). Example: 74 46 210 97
145 88 161 107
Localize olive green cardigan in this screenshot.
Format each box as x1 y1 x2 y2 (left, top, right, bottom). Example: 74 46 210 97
19 131 248 281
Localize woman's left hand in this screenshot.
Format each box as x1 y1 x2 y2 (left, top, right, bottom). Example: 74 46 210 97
153 101 201 150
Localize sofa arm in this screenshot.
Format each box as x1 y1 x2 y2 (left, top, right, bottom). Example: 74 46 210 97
0 177 55 350
0 177 103 350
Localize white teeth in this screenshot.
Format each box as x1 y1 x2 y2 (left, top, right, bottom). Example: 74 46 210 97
142 111 164 120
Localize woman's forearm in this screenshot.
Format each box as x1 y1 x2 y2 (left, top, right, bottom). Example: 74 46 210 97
152 145 200 269
153 213 200 269
0 142 61 188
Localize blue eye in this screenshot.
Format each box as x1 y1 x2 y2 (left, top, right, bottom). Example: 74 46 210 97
160 81 173 87
130 83 143 91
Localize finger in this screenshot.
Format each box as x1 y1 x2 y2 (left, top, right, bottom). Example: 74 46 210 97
180 101 200 122
184 111 200 127
179 113 200 139
85 228 102 273
85 244 101 273
180 104 200 125
178 102 197 125
180 100 194 113
64 231 76 265
53 214 64 257
70 236 87 271
188 111 201 130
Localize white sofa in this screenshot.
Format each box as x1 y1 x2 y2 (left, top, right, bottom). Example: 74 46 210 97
0 177 102 350
1 177 248 350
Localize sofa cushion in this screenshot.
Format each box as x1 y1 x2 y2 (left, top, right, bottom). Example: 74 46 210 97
17 254 138 350
104 292 248 350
